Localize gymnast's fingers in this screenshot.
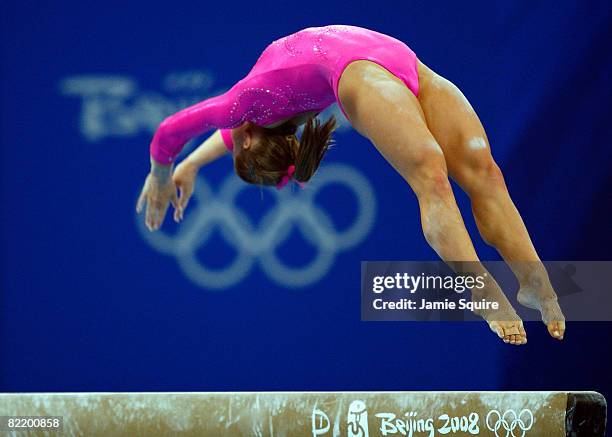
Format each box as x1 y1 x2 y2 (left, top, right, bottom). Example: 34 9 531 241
171 190 183 223
136 190 146 214
178 183 193 214
145 197 155 231
155 197 171 230
136 178 150 214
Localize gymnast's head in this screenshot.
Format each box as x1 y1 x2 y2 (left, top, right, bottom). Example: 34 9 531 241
232 116 337 188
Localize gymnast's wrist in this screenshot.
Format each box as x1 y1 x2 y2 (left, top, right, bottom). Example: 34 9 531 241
149 157 173 182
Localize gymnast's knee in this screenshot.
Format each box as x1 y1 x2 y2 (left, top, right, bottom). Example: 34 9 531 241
453 152 506 196
409 152 453 199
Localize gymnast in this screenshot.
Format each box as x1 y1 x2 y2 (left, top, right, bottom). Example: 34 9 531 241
136 25 565 345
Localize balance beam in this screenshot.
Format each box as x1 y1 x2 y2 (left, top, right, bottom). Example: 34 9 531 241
0 391 606 436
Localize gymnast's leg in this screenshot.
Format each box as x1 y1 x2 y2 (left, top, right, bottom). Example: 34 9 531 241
416 61 565 340
338 60 526 345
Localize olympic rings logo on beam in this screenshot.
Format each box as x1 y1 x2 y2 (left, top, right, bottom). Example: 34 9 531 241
137 163 376 289
486 409 534 437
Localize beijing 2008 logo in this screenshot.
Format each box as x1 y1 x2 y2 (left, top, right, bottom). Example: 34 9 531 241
137 163 376 289
312 401 536 436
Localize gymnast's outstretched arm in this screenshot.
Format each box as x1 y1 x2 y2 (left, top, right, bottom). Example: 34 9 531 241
137 79 247 231
150 91 238 165
139 66 314 229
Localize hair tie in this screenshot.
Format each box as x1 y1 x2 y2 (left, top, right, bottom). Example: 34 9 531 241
276 165 305 189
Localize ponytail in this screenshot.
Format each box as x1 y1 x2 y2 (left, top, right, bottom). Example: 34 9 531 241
293 116 337 183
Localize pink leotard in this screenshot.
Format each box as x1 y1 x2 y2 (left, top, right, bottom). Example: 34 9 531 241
150 25 419 164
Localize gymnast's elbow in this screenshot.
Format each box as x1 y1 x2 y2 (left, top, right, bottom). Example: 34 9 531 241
149 120 184 164
155 117 185 148
156 116 179 140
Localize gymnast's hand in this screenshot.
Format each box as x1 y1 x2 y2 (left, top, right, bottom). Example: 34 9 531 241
172 159 198 219
136 159 181 231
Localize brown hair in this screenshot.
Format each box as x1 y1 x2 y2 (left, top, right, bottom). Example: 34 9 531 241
234 116 337 187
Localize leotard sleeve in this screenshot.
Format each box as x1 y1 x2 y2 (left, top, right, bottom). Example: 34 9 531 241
149 88 241 164
149 69 300 164
150 64 334 164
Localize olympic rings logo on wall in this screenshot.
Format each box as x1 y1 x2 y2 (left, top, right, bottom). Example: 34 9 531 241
137 163 376 289
486 409 534 437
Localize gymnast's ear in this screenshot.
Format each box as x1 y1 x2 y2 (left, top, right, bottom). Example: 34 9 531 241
242 129 252 150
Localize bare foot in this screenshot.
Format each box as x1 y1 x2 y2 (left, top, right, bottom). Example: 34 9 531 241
518 285 565 340
481 310 527 345
473 287 527 345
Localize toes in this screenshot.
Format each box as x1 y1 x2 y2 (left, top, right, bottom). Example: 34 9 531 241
505 324 520 336
501 323 527 345
557 321 566 339
490 321 527 345
547 322 558 338
511 334 523 345
503 333 521 345
548 320 565 340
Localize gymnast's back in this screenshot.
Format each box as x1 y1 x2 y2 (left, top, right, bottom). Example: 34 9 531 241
245 25 417 109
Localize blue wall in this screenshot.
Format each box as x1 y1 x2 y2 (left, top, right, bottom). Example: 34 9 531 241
1 1 610 398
